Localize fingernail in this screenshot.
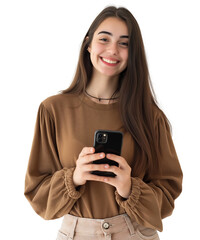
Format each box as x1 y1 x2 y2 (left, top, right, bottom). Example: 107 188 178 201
100 153 104 157
90 148 94 152
104 164 109 169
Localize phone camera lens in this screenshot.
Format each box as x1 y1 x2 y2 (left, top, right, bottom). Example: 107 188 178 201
97 132 107 143
97 133 103 143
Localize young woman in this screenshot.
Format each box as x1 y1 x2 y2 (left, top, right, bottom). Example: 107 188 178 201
24 6 183 240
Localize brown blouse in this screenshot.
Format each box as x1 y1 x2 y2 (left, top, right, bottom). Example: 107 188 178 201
24 93 183 231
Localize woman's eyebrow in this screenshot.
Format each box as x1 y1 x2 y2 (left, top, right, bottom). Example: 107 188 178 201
98 31 129 38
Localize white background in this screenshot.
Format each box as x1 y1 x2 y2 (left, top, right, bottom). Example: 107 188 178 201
0 0 199 239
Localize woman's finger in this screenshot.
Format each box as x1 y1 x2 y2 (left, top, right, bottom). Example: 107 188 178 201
84 172 117 186
77 152 105 166
97 165 121 175
106 154 130 169
81 163 109 172
79 147 95 157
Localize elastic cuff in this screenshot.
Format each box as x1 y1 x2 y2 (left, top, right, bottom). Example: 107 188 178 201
115 177 141 208
64 168 85 199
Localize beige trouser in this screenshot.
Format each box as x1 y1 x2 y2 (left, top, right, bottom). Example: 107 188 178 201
57 213 160 240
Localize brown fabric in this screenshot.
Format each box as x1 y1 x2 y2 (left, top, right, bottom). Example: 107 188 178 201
24 93 183 232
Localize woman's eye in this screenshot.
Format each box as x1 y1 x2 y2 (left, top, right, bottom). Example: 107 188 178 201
100 38 108 42
119 42 128 47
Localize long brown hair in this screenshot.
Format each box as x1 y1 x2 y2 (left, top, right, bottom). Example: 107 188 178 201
62 6 171 180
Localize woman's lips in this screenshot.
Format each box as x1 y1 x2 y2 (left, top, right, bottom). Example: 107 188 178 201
100 57 119 66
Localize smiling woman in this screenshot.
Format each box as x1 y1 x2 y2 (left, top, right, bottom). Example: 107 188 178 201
24 5 183 240
88 17 129 80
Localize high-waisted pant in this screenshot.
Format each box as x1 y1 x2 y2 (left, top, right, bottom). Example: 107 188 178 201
57 213 160 240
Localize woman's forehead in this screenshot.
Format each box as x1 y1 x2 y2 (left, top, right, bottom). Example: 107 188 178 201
94 17 128 36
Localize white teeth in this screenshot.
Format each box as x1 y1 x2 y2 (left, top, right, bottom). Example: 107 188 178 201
102 57 118 64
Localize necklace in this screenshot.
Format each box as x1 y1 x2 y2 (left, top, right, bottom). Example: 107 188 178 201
85 90 119 102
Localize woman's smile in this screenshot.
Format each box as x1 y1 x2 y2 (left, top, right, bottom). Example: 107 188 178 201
100 57 119 66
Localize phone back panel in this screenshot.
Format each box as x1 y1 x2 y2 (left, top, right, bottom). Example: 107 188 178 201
92 130 123 177
94 130 123 155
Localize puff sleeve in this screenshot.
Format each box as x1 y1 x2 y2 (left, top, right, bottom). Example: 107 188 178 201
24 103 85 219
115 113 183 231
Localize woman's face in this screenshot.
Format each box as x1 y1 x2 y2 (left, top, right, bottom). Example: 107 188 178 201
88 17 129 78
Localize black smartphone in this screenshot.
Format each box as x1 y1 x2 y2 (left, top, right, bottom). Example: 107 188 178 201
91 130 123 177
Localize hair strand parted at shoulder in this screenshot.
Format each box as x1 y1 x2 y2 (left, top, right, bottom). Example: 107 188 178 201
61 6 171 180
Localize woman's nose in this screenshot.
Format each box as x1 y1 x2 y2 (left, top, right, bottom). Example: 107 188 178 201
107 43 119 55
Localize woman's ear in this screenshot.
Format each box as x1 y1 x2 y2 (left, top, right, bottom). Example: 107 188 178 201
86 36 91 53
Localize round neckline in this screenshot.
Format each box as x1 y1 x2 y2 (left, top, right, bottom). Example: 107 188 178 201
79 93 119 110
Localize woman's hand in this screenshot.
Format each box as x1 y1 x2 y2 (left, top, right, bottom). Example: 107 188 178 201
73 147 132 199
102 153 132 199
73 147 107 186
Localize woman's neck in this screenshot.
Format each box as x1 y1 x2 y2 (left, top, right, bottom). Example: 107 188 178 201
86 72 119 104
